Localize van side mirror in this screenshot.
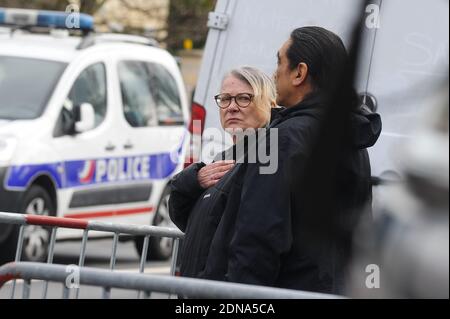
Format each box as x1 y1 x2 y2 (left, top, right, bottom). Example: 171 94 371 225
74 103 95 133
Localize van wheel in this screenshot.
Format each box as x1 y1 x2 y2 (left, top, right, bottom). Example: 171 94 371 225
135 186 174 261
21 185 54 262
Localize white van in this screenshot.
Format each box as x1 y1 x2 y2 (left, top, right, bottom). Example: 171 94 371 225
190 0 449 186
0 8 189 262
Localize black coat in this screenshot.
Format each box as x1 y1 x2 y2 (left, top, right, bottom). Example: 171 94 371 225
169 95 381 294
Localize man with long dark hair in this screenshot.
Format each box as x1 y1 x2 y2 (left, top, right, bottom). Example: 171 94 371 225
225 27 382 293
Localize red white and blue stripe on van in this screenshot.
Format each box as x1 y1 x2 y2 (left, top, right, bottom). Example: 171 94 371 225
5 151 180 191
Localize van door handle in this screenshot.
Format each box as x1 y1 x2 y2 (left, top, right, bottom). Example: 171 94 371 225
124 142 134 150
105 143 116 152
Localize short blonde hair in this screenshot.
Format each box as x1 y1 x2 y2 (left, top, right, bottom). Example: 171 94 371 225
223 66 277 112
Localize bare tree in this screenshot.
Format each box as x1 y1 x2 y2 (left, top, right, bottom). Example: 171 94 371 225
118 0 167 19
166 0 216 50
79 0 109 14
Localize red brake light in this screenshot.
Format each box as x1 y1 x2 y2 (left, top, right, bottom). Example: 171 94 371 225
184 102 206 168
189 102 206 134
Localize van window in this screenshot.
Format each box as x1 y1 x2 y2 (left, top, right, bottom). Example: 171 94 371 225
0 56 67 120
118 61 158 128
144 62 184 125
118 61 183 128
66 63 107 128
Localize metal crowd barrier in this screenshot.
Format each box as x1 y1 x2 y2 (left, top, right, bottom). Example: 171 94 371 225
0 211 184 299
0 262 342 299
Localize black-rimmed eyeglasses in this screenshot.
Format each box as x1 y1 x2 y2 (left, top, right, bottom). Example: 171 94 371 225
214 93 254 109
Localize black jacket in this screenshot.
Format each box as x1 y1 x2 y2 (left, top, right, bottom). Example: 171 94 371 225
169 95 381 294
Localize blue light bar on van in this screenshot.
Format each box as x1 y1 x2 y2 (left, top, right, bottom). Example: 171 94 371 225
0 7 94 32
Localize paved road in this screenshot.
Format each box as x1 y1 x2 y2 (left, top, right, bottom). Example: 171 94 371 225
0 238 173 299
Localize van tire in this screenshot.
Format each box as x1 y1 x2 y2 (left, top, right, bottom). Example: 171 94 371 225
21 185 54 262
135 186 174 261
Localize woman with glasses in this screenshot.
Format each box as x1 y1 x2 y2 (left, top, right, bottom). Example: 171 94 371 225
169 66 278 281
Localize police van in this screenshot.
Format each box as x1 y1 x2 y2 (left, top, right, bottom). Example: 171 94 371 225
192 0 449 186
0 8 189 263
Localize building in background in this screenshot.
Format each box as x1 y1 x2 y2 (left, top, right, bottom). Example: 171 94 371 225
94 0 169 43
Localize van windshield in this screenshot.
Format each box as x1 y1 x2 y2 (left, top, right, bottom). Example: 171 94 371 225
0 56 67 120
